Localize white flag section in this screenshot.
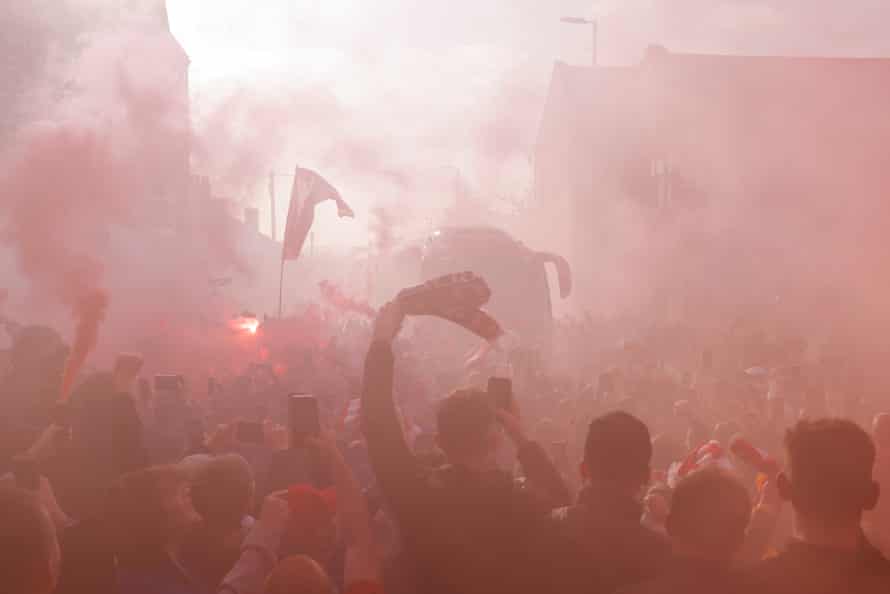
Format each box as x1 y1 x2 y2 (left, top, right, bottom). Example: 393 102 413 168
281 166 354 261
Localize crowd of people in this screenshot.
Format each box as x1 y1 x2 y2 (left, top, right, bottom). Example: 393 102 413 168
2 294 890 594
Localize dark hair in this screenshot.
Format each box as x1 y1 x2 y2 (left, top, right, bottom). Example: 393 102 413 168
785 418 876 522
584 411 651 487
436 389 495 457
0 488 56 594
667 468 751 558
105 465 188 562
191 455 253 531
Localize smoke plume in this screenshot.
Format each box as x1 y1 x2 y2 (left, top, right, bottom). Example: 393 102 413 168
60 289 108 400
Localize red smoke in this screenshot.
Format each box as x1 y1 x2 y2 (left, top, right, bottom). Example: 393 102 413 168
370 206 397 253
0 123 125 305
60 289 109 401
319 280 376 318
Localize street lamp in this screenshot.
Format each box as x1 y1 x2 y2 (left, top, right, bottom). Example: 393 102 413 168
560 16 598 66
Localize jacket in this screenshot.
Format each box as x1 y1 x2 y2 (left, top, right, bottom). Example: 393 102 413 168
548 482 671 593
361 340 570 594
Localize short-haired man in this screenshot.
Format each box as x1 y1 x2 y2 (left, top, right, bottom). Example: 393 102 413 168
621 467 752 594
549 411 670 592
748 418 890 593
361 302 570 594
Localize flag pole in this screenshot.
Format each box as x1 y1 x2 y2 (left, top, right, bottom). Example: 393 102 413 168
278 257 286 318
269 171 277 241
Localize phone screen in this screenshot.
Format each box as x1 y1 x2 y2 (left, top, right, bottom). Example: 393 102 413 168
487 377 512 410
154 374 184 392
288 395 320 448
236 421 264 444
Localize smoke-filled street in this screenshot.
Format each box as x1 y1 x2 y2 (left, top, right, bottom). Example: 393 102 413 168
2 2 890 594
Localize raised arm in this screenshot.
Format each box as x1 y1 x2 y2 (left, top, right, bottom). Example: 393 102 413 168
496 407 571 508
360 303 428 513
309 434 380 586
217 491 289 594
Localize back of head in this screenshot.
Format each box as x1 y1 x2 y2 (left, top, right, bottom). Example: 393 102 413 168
436 389 496 460
584 411 652 489
105 465 189 561
666 468 751 560
784 418 877 524
0 488 60 594
190 455 254 533
264 555 333 594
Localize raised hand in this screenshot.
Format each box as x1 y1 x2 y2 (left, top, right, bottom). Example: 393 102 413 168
373 300 405 343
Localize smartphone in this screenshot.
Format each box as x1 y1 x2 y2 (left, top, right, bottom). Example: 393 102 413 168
236 421 264 444
487 377 513 410
154 374 184 392
12 456 40 491
288 395 320 448
139 377 152 402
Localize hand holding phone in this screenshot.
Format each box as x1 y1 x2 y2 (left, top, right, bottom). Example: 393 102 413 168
288 395 320 448
154 374 185 392
487 377 513 410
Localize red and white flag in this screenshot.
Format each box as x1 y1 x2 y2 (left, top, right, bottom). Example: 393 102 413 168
282 166 354 261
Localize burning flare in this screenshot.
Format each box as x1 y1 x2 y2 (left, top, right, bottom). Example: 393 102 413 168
60 289 110 402
230 313 260 336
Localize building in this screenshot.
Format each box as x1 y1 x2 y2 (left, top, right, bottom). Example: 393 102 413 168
534 48 890 321
1 0 190 209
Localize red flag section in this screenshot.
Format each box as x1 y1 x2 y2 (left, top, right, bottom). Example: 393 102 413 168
281 166 354 261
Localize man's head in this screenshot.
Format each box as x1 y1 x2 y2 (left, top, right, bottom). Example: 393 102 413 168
436 389 500 465
106 465 201 561
113 353 144 392
583 411 651 492
0 488 61 594
666 468 751 561
190 454 255 533
778 419 879 530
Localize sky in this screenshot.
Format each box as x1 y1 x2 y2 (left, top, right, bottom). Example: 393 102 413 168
164 0 890 247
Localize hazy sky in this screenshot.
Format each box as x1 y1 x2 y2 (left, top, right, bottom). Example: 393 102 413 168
165 0 890 244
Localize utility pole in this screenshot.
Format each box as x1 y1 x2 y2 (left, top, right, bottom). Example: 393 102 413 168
560 16 598 66
268 171 277 241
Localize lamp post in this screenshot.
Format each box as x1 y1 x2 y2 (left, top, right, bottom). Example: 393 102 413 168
560 16 598 66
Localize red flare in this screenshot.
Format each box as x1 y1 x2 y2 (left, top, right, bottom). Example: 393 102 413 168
60 289 109 402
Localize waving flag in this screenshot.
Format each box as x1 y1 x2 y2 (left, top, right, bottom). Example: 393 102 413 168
282 166 354 261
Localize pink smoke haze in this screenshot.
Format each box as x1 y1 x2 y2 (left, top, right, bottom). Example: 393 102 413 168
3 0 890 385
